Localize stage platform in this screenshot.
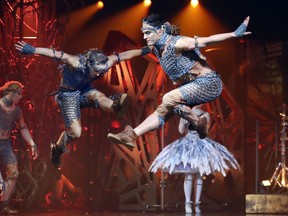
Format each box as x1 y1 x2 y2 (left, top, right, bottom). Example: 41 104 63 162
246 194 288 214
11 209 284 216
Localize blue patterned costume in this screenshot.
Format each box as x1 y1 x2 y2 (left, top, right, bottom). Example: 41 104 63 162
154 33 222 106
56 54 103 127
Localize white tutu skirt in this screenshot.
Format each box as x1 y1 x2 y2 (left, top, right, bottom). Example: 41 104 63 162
149 131 240 176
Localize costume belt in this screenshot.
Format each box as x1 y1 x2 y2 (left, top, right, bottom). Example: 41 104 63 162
173 72 196 87
59 84 78 91
46 84 78 96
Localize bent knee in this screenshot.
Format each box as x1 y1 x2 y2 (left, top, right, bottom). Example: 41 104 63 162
68 127 82 139
162 90 182 107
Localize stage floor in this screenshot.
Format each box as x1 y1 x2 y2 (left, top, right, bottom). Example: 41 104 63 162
13 210 283 216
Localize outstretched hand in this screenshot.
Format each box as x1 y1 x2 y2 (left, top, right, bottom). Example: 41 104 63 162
15 41 26 52
234 16 252 37
242 16 252 36
15 41 36 54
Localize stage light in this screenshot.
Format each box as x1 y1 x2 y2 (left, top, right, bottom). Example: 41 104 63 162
143 0 151 7
190 0 199 8
261 180 271 187
259 180 273 193
110 120 121 129
96 1 104 9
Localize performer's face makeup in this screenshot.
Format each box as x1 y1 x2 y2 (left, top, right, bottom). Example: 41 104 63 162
87 55 108 73
11 90 23 105
141 23 162 46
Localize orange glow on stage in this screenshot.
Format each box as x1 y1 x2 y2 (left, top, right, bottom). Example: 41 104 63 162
67 2 150 50
171 3 228 37
61 2 102 39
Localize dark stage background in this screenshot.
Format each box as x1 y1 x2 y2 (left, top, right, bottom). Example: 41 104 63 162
0 0 287 213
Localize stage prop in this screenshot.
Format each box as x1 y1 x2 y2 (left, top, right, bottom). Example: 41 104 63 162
246 194 288 214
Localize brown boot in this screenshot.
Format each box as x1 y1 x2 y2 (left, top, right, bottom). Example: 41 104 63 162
195 116 208 139
107 125 136 149
50 141 65 168
110 93 129 118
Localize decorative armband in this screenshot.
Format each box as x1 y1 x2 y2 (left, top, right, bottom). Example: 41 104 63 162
21 43 36 54
52 48 64 61
141 46 151 56
194 36 200 49
234 23 247 37
114 53 120 63
194 36 206 61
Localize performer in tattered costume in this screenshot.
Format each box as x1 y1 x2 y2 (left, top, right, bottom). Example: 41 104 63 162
15 42 150 168
108 14 251 149
149 105 240 213
0 81 38 215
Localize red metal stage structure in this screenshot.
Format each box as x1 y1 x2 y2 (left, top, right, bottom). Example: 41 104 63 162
5 0 287 213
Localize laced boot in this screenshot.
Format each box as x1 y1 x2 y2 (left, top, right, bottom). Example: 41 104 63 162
107 125 136 149
110 93 129 118
185 201 192 214
50 141 65 168
194 201 201 213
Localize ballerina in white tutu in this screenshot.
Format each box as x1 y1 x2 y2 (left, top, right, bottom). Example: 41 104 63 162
149 105 240 213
